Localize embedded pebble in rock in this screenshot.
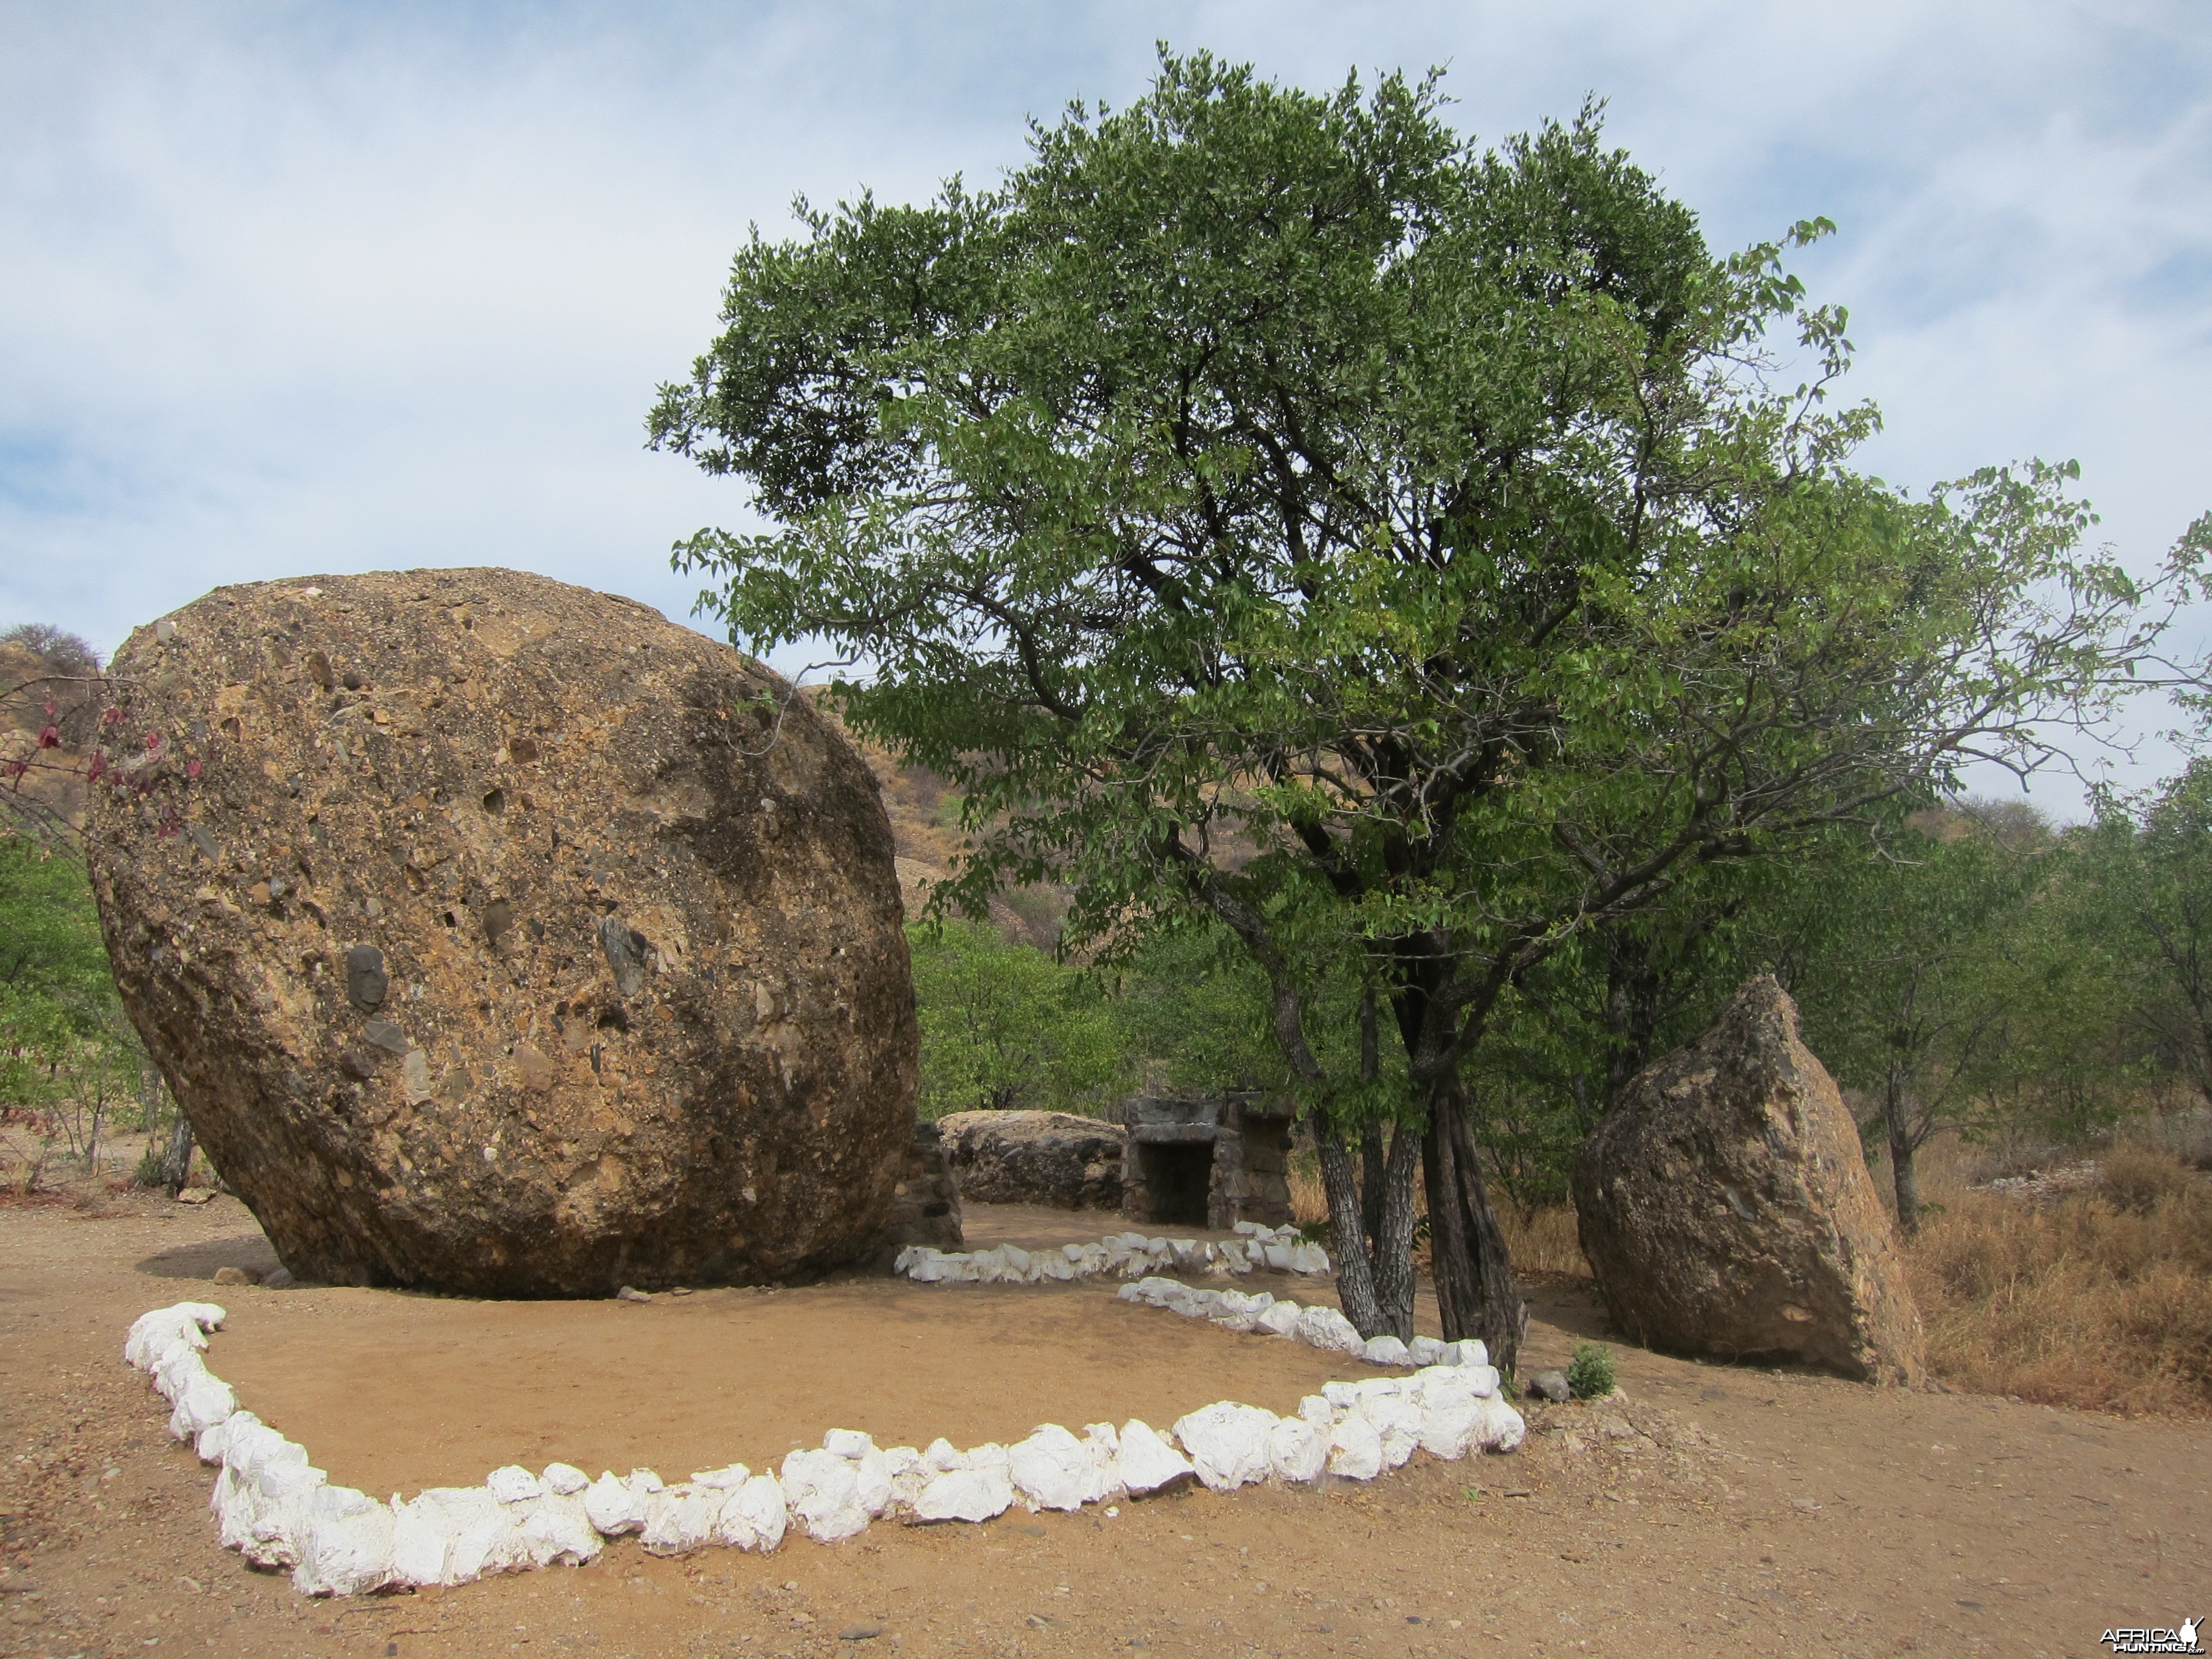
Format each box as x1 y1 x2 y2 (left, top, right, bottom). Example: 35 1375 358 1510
88 569 917 1296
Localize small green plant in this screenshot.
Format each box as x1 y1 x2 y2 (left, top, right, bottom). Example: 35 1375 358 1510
133 1145 169 1188
1566 1342 1617 1400
1496 1368 1521 1404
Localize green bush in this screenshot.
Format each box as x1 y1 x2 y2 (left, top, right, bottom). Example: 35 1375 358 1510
134 1145 169 1188
1566 1341 1617 1399
907 920 1129 1118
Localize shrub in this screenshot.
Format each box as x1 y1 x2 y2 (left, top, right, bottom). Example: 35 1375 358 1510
1566 1342 1617 1399
133 1145 169 1188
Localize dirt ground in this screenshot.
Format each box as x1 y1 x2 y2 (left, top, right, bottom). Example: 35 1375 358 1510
3 1192 2208 1659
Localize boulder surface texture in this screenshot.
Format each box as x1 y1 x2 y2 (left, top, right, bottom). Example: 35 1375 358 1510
938 1110 1125 1210
1570 976 1926 1384
88 569 918 1295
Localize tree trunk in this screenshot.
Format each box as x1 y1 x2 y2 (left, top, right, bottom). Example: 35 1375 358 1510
1369 1124 1421 1341
1317 1112 1420 1342
1422 1079 1526 1373
1315 1113 1386 1337
1883 1064 1922 1235
1358 1123 1387 1252
1356 990 1386 1252
164 1111 195 1195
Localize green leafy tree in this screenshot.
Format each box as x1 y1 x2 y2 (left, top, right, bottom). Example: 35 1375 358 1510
908 920 1130 1118
1783 816 2054 1231
651 52 2190 1360
2076 758 2212 1110
0 839 118 1102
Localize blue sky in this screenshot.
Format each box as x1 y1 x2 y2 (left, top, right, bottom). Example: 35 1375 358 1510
4 1 2207 813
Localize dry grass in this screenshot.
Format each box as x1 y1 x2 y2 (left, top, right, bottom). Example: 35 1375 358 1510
1906 1142 2212 1417
1496 1204 1590 1278
1286 1158 1592 1278
1293 1130 2212 1416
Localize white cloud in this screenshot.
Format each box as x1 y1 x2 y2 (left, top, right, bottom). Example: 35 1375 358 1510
2 0 2206 811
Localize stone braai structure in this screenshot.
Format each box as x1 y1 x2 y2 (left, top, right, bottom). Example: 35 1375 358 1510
1119 1094 1294 1231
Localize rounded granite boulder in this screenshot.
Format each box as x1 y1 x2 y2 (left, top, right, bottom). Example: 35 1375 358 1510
87 568 918 1295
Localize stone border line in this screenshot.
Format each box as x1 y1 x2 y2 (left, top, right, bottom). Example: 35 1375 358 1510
1114 1276 1484 1370
126 1298 1524 1599
893 1221 1330 1284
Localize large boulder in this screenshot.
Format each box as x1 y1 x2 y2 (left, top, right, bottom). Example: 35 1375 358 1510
87 569 918 1295
1570 976 1926 1384
937 1110 1125 1210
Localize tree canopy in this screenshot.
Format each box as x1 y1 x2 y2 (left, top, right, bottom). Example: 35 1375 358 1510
652 49 2195 1362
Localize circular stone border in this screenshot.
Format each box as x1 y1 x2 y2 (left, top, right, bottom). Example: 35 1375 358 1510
123 1297 1525 1598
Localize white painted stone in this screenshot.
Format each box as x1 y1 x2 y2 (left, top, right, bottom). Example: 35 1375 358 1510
1407 1336 1448 1367
1415 1392 1484 1460
581 1471 650 1537
1116 1282 1142 1301
1256 1301 1302 1338
1079 1424 1125 1504
642 1483 721 1555
1361 1335 1412 1368
883 1447 930 1511
713 1473 789 1551
1262 1243 1293 1270
923 1437 964 1473
290 1484 395 1596
486 1466 541 1504
1039 1252 1075 1281
1002 1245 1032 1277
1294 1305 1366 1356
1114 1419 1194 1495
854 1448 893 1518
822 1427 876 1460
1008 1425 1091 1512
780 1448 870 1543
1287 1242 1332 1275
1298 1394 1333 1428
169 1372 237 1441
1471 1393 1527 1453
1358 1393 1423 1469
1326 1416 1384 1480
390 1485 518 1586
1171 1403 1279 1493
541 1463 589 1496
912 1467 1013 1524
196 1409 253 1466
517 1492 602 1567
1267 1416 1328 1485
1452 1339 1490 1369
1461 1365 1501 1398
